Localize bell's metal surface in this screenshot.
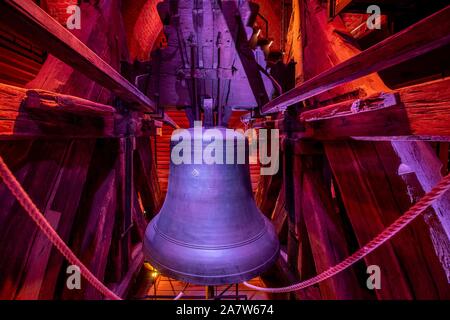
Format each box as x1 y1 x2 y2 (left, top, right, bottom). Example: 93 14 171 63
143 128 279 285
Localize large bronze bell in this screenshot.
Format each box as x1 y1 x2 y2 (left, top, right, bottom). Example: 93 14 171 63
143 127 279 285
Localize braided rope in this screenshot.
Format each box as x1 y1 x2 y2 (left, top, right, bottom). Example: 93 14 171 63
244 173 450 293
0 156 121 300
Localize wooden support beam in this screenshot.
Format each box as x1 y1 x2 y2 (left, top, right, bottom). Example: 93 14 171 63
24 89 116 116
255 124 283 217
283 136 301 276
0 0 178 128
0 83 115 139
14 210 61 299
0 83 165 139
293 142 371 299
221 1 270 108
60 139 118 300
36 140 97 299
294 0 450 299
325 142 411 299
134 137 162 215
301 78 450 140
252 5 450 115
111 245 144 298
391 141 450 280
115 113 164 139
271 184 288 238
255 174 283 218
280 121 321 290
119 137 134 274
0 140 40 299
0 140 94 299
326 141 450 299
1 0 146 108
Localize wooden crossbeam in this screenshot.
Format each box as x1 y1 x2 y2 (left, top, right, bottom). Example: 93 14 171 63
24 89 117 116
0 83 163 139
0 83 115 139
244 5 450 117
0 0 178 128
301 77 450 141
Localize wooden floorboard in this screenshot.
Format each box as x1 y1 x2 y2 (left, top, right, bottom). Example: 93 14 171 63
143 276 269 300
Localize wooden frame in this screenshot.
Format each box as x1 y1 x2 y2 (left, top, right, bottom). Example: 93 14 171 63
242 5 450 119
0 0 178 128
0 83 162 139
301 78 450 141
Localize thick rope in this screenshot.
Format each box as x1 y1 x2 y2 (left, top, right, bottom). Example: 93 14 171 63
0 156 121 300
244 173 450 293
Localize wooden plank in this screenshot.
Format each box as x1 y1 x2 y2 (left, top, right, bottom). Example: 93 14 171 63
281 135 322 288
24 89 116 116
301 78 450 140
325 141 414 299
330 0 353 16
391 141 450 281
111 245 144 298
255 168 282 218
0 0 178 128
0 140 69 299
283 138 301 276
115 113 164 138
60 139 118 299
0 83 165 139
326 141 450 298
255 5 450 115
221 0 270 108
270 184 287 237
135 137 162 215
106 141 130 284
357 141 449 298
14 210 61 299
35 139 96 299
118 137 133 274
295 148 371 299
145 275 270 300
0 0 151 110
0 83 115 139
132 192 148 240
295 0 450 299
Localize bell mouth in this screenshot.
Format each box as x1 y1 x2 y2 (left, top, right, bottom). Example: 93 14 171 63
143 216 280 285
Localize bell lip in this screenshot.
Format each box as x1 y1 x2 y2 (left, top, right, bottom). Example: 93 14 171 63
144 243 280 286
143 217 280 286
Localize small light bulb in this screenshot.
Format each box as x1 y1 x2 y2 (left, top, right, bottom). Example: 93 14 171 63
143 262 153 271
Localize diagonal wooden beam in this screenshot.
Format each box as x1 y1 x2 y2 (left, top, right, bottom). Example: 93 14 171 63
0 0 178 128
247 5 450 116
